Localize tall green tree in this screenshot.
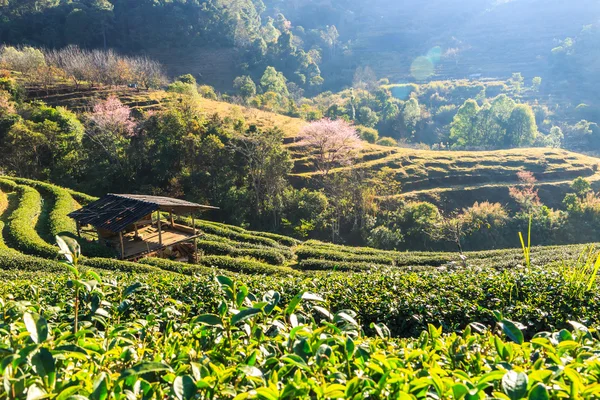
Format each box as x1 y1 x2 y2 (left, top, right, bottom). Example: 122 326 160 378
450 99 480 147
506 104 538 147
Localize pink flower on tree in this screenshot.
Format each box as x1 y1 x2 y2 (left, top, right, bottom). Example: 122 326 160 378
299 118 362 176
89 95 135 137
509 171 541 212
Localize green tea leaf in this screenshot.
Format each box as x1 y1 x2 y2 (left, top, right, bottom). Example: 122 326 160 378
119 362 173 380
193 314 223 328
231 308 262 325
528 383 549 400
90 372 108 400
502 371 528 400
24 312 48 344
173 375 196 400
500 319 524 345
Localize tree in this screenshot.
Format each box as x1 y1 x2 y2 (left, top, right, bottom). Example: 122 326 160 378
532 76 542 92
510 72 524 93
506 104 538 147
231 127 293 227
358 106 378 128
299 118 362 176
260 66 288 96
89 96 135 137
450 99 480 147
402 98 421 134
509 171 541 213
571 177 592 197
233 75 257 99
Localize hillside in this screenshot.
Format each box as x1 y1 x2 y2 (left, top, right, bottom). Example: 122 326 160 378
28 82 600 211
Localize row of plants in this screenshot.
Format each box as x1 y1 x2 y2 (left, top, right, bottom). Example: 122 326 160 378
178 216 295 250
202 233 295 259
0 181 61 259
298 240 598 270
196 240 288 266
2 262 600 399
202 220 301 247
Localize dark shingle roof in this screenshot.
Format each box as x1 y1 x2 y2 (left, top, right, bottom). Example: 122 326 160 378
68 194 217 233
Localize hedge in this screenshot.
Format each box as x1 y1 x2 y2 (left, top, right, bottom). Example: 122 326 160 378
3 178 116 258
0 247 65 272
80 257 163 274
138 257 224 276
197 255 299 276
178 217 284 248
196 240 287 265
295 246 395 265
5 184 60 259
201 233 294 259
297 259 386 272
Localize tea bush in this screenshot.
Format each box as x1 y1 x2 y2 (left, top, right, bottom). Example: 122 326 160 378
4 184 60 259
3 272 600 399
196 240 288 265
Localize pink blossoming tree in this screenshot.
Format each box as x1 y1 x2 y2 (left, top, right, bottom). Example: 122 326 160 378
299 118 362 176
89 95 135 137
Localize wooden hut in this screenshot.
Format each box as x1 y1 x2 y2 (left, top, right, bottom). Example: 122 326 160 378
68 194 218 260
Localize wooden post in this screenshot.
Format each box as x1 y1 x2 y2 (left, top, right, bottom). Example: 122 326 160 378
170 211 174 228
134 223 139 238
194 239 198 264
191 213 196 235
76 222 81 238
157 211 162 245
119 231 125 259
96 228 104 245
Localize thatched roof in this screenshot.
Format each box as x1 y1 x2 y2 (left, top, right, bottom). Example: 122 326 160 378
68 194 218 233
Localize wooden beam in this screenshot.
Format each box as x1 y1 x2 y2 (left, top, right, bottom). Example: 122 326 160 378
157 211 162 245
119 231 125 259
170 210 174 228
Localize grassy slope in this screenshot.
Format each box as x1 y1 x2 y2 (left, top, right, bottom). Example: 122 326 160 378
27 82 600 210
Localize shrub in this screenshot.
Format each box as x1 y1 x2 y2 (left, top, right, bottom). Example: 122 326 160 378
198 255 299 276
80 257 162 274
295 246 395 265
196 240 287 265
138 257 219 276
376 137 397 147
0 247 64 272
298 259 385 272
198 85 217 99
5 184 59 258
357 126 379 143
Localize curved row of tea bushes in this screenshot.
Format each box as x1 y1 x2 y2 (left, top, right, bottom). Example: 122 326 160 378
196 240 287 265
201 233 294 259
295 246 395 266
4 183 60 259
3 178 116 258
178 216 286 249
141 255 298 276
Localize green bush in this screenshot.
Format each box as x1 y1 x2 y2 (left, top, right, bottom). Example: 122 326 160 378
295 246 395 265
5 177 116 257
196 240 287 265
5 184 59 258
0 247 64 272
198 255 299 276
80 257 162 274
357 126 379 143
180 217 284 248
298 259 386 272
139 257 224 276
376 137 397 147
